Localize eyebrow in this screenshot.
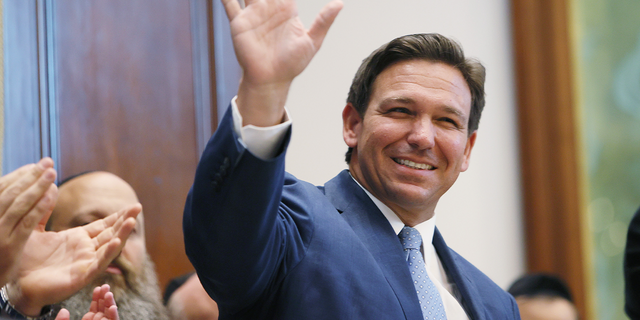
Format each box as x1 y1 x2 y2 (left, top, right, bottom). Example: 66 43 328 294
442 105 467 120
380 97 415 106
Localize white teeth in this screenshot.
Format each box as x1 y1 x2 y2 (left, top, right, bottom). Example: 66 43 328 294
394 158 433 170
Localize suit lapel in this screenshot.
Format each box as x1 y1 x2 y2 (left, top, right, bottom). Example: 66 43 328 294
323 170 423 320
433 228 485 320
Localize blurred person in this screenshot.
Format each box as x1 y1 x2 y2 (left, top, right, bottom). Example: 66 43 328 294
508 273 578 320
1 161 139 320
164 273 218 320
625 206 640 319
46 172 169 320
22 171 168 320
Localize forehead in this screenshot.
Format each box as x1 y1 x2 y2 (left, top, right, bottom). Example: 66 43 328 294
52 172 140 228
370 59 471 110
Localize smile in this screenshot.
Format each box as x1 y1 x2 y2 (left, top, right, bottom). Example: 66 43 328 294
393 158 434 170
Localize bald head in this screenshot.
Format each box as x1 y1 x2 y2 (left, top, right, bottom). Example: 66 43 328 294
49 171 146 274
50 172 140 229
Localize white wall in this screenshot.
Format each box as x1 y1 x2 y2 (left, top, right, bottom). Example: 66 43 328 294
284 0 524 288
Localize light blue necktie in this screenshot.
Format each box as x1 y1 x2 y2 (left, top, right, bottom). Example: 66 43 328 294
399 226 447 320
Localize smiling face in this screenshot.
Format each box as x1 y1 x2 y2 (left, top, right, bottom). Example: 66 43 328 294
49 172 146 281
343 59 477 226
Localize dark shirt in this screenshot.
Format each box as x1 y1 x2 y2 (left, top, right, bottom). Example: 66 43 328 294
625 206 640 319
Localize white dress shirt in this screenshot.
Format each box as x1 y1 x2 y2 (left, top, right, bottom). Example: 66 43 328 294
230 98 470 319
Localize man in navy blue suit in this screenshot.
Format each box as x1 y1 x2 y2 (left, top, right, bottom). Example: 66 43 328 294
183 0 520 319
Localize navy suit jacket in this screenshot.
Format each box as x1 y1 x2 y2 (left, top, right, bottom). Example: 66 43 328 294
183 108 520 319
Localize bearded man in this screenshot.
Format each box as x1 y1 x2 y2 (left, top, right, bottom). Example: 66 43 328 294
46 172 169 320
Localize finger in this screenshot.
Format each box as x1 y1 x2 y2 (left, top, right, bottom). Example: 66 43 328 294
90 286 101 313
81 313 96 320
0 164 56 224
6 182 58 249
106 305 119 320
104 291 116 309
308 0 343 50
55 308 70 320
0 164 34 193
88 232 128 279
98 294 105 313
98 284 110 311
6 168 57 227
93 313 106 320
0 158 53 192
92 207 138 249
36 184 59 231
221 0 243 21
84 204 140 238
84 215 136 280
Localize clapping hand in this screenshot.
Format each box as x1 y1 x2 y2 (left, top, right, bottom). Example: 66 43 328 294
55 284 119 320
7 205 140 316
0 158 57 287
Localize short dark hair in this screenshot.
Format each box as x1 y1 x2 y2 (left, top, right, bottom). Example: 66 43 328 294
508 273 574 302
344 33 486 163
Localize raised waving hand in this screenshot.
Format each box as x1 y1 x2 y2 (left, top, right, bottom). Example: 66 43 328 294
222 0 343 127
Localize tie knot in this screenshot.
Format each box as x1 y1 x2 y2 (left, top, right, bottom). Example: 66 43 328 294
398 226 422 250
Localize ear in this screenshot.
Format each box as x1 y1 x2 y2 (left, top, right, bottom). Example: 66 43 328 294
460 131 477 172
342 103 362 148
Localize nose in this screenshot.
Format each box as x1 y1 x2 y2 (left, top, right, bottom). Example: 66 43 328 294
406 119 435 150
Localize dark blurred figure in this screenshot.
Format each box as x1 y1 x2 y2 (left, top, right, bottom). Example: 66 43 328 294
164 273 219 320
625 206 640 319
508 273 578 320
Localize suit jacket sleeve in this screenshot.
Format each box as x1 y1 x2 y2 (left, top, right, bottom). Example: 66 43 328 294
183 106 311 316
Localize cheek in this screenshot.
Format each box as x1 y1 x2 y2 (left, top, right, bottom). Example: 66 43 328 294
362 122 403 150
439 135 470 162
122 238 146 271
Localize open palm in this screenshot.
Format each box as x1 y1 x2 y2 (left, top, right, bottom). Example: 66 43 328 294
9 205 140 316
224 0 343 85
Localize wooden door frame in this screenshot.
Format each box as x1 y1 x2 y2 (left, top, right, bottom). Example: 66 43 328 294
2 0 217 172
511 0 593 318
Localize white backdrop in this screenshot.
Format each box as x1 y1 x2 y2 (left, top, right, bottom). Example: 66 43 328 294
282 0 524 288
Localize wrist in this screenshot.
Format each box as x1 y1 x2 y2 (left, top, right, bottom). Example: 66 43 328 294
236 80 291 127
4 282 45 317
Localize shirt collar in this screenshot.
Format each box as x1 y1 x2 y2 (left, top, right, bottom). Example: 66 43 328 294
349 174 437 264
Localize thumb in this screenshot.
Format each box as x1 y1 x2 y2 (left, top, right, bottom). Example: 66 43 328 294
36 184 59 232
55 308 70 320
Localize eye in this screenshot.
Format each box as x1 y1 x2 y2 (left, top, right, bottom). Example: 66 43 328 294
439 117 461 128
387 107 412 115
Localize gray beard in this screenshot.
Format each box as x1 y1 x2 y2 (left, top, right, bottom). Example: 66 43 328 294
58 254 169 320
